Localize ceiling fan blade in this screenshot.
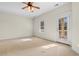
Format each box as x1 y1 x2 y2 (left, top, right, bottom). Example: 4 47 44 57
22 6 28 9
22 2 27 4
32 6 40 9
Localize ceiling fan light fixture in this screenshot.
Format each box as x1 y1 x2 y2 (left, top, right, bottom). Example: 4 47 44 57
27 6 34 12
22 2 40 12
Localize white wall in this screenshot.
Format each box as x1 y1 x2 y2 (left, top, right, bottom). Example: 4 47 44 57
33 3 72 44
0 12 32 40
72 2 79 53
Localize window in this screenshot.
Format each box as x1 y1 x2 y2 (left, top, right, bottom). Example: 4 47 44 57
40 21 44 32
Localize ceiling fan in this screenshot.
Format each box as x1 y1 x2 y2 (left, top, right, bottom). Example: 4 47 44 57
22 2 40 12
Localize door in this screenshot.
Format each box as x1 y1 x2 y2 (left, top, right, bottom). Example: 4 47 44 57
57 16 70 44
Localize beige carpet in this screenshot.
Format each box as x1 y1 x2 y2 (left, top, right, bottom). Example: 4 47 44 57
0 37 78 56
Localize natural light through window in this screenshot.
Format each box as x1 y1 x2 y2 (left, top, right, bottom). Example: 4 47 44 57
20 38 32 42
41 44 58 49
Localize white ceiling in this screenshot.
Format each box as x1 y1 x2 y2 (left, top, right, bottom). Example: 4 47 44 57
0 2 68 18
